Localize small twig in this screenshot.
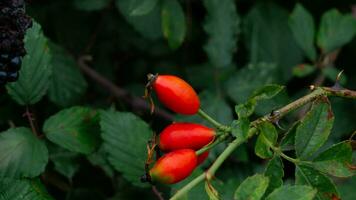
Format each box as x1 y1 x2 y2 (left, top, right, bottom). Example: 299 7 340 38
152 185 165 200
77 55 174 121
23 106 40 137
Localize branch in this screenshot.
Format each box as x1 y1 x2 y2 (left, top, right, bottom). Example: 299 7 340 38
170 85 356 200
77 55 174 121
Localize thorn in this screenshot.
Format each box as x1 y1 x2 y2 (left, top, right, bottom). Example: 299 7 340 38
332 70 345 90
274 120 285 131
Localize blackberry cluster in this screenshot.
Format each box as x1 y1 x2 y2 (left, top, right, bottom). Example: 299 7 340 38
0 0 32 86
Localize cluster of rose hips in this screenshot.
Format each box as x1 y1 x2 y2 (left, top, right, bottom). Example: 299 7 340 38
145 74 216 184
0 0 32 86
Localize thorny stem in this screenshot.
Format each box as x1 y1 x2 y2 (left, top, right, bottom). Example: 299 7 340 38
197 109 231 132
170 85 356 200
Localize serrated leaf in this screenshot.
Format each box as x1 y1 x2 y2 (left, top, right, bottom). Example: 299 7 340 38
6 21 52 105
317 9 356 53
312 141 353 177
235 99 256 119
265 185 316 200
295 100 334 160
292 64 316 78
289 4 317 61
161 0 186 49
0 128 48 178
227 63 279 103
100 111 152 187
254 90 290 116
48 42 88 107
43 107 100 155
231 118 250 140
264 156 284 196
130 0 158 16
250 84 284 101
73 0 111 11
0 178 54 200
203 0 239 68
48 143 80 180
234 174 269 200
255 122 277 159
244 3 303 81
116 0 162 40
296 164 339 200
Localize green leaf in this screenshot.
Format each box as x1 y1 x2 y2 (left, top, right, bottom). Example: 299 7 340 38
43 107 100 155
129 0 158 16
296 164 339 200
244 3 303 81
6 21 52 105
0 178 54 200
116 0 162 40
295 100 334 160
161 0 186 49
100 111 152 187
317 9 356 53
265 185 317 200
231 118 250 140
235 99 256 119
48 143 80 180
73 0 111 11
280 122 298 151
312 141 353 177
227 63 279 103
264 156 284 196
255 122 278 159
250 84 285 101
203 0 239 68
234 174 269 200
48 42 88 107
292 64 316 78
0 128 48 178
87 146 115 178
289 4 317 61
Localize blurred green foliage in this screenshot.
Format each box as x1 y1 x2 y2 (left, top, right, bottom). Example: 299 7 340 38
0 0 356 199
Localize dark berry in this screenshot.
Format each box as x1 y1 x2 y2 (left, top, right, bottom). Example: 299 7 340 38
9 56 21 70
0 71 7 80
7 71 19 82
0 54 10 62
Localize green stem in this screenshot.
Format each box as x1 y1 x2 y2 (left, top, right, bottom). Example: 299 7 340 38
271 146 300 164
170 86 356 199
196 133 229 156
170 136 246 200
197 109 231 132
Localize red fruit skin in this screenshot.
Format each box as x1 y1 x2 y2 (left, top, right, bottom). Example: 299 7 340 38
197 151 209 165
153 75 200 115
159 123 215 152
149 149 197 184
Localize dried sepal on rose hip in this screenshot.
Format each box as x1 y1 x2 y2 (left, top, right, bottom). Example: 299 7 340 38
149 149 198 184
145 74 200 115
159 122 215 152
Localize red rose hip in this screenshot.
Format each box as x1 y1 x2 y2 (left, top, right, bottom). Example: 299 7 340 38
149 74 200 115
149 149 197 184
159 123 215 152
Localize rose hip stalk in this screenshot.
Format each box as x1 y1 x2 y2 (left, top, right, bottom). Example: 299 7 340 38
149 149 197 184
147 74 200 115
